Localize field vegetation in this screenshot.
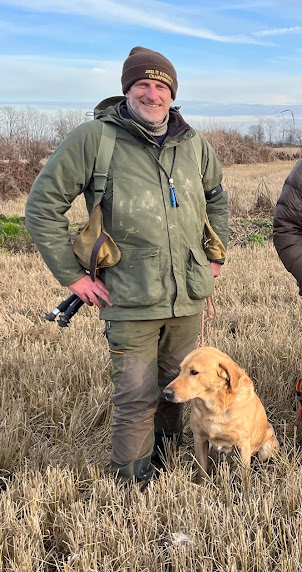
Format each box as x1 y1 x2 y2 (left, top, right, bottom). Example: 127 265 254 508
0 114 302 570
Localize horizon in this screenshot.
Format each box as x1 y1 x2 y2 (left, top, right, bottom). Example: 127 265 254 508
1 0 302 137
1 100 301 136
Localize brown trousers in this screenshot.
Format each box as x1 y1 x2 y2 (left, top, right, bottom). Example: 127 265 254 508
104 314 201 479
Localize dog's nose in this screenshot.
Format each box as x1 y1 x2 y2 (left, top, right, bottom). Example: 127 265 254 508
163 387 175 401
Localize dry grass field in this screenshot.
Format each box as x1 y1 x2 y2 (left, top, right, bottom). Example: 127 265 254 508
1 160 302 571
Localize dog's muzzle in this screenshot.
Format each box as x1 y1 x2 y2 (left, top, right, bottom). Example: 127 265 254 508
163 387 175 402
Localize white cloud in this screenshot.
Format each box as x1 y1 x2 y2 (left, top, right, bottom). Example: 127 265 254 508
254 25 302 36
178 67 302 105
0 55 123 101
1 54 302 106
222 1 273 9
0 0 275 45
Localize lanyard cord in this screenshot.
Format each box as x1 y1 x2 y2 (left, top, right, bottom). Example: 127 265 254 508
131 135 179 207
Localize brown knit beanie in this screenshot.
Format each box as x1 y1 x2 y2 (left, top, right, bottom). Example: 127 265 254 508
121 46 178 100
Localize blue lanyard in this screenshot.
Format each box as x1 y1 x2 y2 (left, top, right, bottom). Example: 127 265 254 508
132 136 179 207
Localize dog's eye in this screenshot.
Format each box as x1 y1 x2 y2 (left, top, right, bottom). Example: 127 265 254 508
190 369 199 376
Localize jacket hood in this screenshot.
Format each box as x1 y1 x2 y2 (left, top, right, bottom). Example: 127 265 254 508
94 96 125 118
286 158 302 189
93 96 193 139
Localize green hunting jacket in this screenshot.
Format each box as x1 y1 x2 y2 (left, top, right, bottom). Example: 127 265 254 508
25 97 228 321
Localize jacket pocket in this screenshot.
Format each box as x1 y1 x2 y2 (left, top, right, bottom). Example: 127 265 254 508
186 246 214 300
105 247 162 307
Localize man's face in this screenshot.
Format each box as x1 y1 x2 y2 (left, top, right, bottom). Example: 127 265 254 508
126 79 173 124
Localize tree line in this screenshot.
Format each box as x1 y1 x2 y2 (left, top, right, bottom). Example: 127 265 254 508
1 105 301 147
0 106 91 145
247 111 302 145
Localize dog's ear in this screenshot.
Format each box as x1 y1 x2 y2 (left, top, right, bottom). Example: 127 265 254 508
217 358 242 391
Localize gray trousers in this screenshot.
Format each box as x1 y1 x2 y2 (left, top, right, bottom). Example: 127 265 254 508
104 314 201 479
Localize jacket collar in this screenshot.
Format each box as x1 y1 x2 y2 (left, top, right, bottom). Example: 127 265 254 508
94 96 195 144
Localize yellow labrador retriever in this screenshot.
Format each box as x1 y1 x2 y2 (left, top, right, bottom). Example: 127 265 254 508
163 346 279 481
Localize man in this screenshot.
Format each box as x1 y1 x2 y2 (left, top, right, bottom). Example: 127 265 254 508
26 46 228 486
273 159 302 293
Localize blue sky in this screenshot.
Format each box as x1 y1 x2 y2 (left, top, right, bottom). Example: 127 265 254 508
1 0 302 129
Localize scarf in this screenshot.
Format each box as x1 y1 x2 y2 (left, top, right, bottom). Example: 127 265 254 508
126 100 169 137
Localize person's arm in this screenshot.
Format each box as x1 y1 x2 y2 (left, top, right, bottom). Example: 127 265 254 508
26 121 114 308
26 121 100 287
273 160 302 285
200 137 228 265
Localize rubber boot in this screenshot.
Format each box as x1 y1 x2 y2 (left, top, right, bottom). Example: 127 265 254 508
112 455 154 490
151 430 183 470
133 456 154 491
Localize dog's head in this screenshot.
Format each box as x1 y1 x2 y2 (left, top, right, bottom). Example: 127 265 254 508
163 346 250 404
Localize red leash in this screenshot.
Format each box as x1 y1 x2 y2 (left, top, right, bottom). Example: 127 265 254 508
200 295 217 347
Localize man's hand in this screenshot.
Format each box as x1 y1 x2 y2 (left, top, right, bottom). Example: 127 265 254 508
67 275 113 310
211 261 222 278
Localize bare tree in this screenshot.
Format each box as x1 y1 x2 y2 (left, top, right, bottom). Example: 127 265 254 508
274 109 299 145
18 107 53 142
52 109 91 143
248 121 265 143
294 127 302 146
0 106 22 140
263 118 279 145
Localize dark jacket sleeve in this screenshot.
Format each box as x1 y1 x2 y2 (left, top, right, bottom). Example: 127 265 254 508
273 159 302 284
